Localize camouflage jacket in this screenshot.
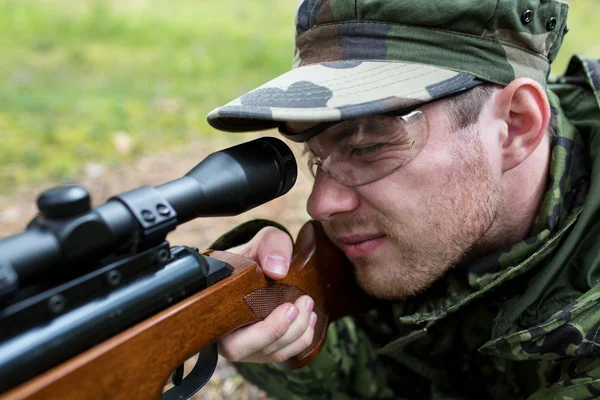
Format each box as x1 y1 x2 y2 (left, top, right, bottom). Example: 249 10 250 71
215 56 600 400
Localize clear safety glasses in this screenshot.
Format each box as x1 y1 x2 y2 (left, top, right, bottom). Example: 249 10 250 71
279 110 429 187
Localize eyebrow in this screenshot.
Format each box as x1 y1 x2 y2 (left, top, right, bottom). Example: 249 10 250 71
279 121 340 142
329 125 359 143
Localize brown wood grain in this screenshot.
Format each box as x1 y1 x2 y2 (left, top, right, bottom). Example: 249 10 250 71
0 221 376 400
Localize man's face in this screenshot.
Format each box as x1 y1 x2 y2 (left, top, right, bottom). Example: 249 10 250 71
303 99 505 300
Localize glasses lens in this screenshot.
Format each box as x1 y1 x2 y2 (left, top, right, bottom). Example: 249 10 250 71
301 110 429 186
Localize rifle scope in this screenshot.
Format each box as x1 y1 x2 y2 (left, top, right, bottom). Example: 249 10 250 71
0 137 297 296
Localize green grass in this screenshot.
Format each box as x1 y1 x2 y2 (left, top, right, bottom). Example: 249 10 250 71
0 0 295 189
552 0 600 74
0 0 598 192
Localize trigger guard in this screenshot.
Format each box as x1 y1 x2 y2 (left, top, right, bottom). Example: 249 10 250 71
162 343 218 400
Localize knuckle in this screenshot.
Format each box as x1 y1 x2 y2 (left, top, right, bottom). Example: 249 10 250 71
265 322 286 343
260 342 278 357
259 226 278 235
218 335 252 362
294 295 307 306
218 343 242 362
260 226 283 238
256 226 279 243
290 320 308 340
260 227 291 248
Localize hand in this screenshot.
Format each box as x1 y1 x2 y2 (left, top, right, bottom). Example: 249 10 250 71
217 226 318 363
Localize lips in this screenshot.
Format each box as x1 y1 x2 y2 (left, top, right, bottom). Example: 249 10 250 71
338 233 386 258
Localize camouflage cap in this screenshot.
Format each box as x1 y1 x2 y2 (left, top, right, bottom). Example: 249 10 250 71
207 0 569 134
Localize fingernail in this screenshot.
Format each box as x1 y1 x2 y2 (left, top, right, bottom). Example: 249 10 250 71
309 312 317 328
305 297 314 312
286 305 299 323
266 254 289 275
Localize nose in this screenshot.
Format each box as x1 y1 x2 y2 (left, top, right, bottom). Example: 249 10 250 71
306 169 360 221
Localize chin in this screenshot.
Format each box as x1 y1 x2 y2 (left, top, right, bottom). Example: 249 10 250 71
353 266 420 300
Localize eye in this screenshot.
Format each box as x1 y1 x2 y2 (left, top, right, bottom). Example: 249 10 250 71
349 143 386 157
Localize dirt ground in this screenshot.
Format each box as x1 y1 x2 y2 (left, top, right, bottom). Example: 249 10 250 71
0 134 313 399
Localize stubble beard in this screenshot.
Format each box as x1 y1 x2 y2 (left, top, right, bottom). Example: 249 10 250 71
325 131 504 300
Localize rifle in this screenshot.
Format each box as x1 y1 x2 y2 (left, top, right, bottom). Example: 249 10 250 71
0 137 374 400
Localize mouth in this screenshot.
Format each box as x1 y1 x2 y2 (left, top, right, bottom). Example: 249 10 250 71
338 234 387 258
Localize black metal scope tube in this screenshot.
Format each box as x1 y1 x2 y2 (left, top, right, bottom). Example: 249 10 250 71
0 137 297 290
157 136 296 221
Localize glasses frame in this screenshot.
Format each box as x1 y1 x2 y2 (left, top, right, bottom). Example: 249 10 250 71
278 105 421 143
286 108 429 186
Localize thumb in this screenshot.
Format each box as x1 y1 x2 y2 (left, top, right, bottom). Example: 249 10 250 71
252 226 293 280
227 226 293 280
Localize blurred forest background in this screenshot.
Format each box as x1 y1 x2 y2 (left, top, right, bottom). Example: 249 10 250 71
0 0 295 189
0 0 598 398
1 0 598 193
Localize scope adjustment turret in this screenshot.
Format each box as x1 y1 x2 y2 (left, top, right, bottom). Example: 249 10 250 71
37 185 92 219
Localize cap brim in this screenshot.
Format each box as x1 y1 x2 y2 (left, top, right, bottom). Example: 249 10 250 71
207 61 481 133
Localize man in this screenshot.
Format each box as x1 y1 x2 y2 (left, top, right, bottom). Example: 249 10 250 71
206 0 600 398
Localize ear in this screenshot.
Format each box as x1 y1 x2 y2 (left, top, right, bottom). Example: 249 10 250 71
494 78 551 172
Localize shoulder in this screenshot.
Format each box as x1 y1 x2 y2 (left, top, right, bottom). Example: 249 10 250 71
550 55 599 89
549 55 600 114
479 282 600 361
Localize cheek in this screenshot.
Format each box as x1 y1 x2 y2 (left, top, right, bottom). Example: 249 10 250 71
354 111 471 214
357 143 457 215
407 117 464 190
477 122 504 177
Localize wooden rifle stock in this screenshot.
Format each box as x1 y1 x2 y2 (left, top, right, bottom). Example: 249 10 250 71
0 221 376 400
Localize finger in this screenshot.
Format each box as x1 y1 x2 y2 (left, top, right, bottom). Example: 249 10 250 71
261 296 315 356
226 227 292 280
268 311 317 363
217 302 299 362
231 296 315 364
254 227 293 279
